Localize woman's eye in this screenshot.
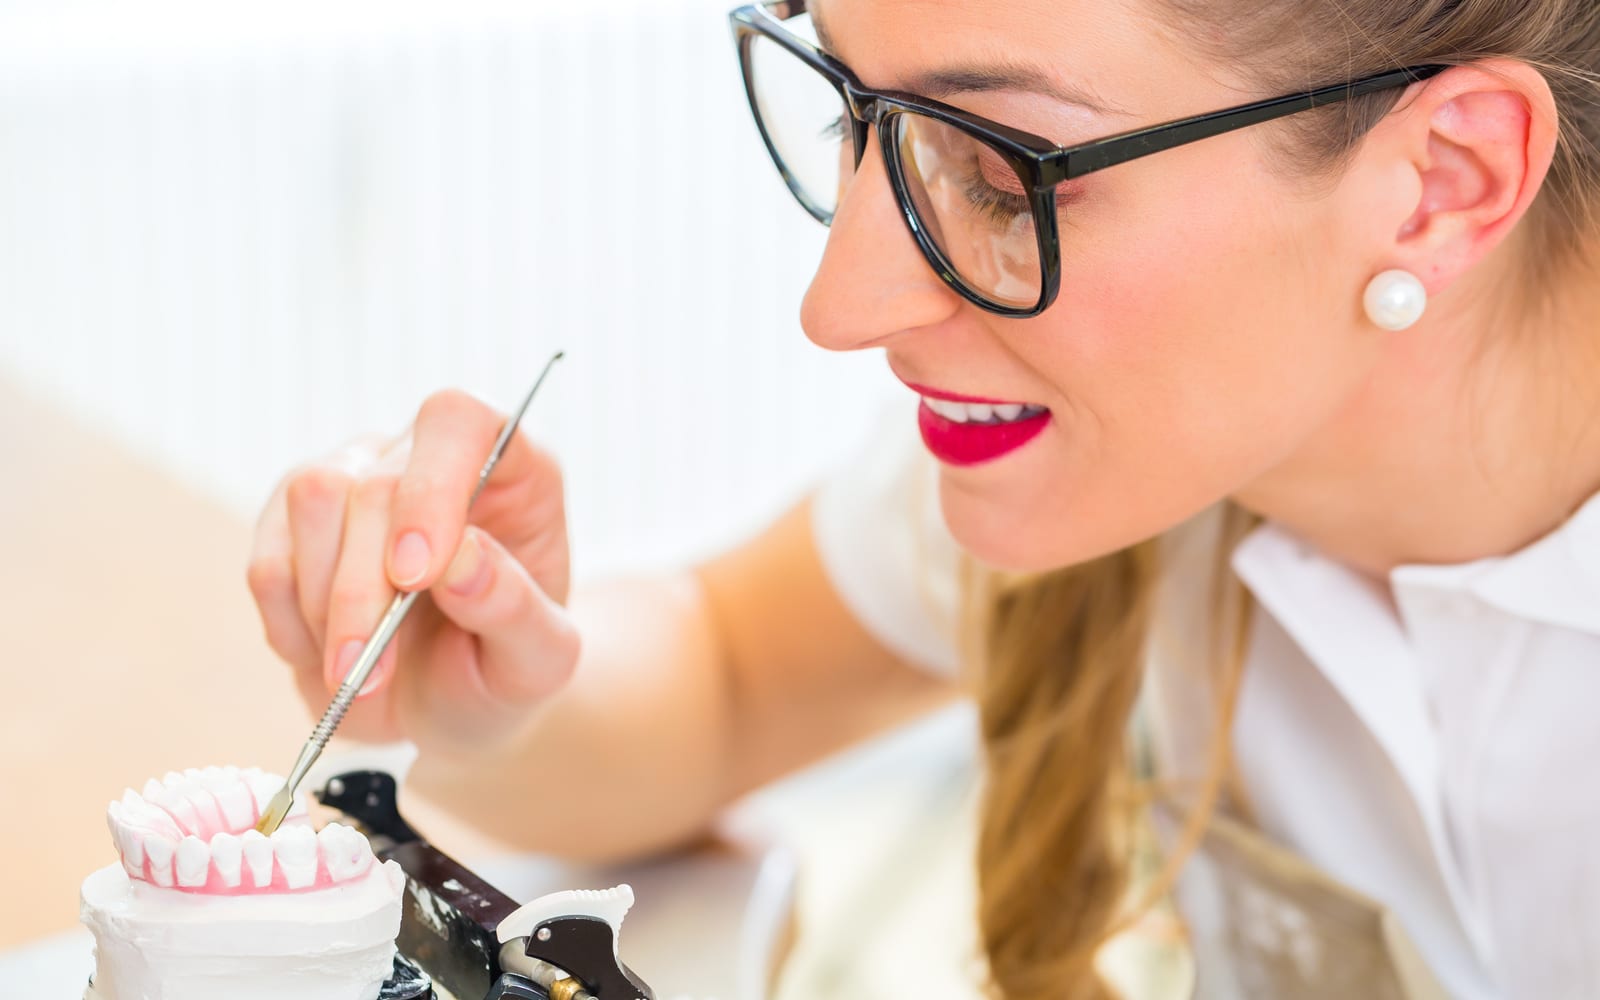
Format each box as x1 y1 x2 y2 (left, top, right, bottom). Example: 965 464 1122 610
964 166 1083 229
963 173 1032 226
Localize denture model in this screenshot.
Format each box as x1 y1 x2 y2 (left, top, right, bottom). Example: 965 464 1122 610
79 766 406 1000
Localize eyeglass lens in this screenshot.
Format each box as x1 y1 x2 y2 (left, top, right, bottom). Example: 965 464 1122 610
747 30 853 221
890 113 1043 309
746 22 1044 310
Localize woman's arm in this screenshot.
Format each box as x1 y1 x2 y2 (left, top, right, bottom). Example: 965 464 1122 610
409 496 960 862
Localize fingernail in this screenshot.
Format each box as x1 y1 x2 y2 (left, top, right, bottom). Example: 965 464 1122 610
390 532 430 588
442 531 490 597
329 640 389 697
358 649 393 698
327 639 364 692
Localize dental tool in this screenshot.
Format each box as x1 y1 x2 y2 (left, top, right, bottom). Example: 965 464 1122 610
255 351 566 837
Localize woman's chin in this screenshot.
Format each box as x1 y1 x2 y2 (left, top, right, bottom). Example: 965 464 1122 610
939 491 1073 574
938 479 1145 575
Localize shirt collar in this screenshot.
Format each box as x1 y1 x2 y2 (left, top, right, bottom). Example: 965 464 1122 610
1229 523 1437 800
1227 490 1600 961
1236 486 1600 640
1452 488 1600 636
1227 509 1481 950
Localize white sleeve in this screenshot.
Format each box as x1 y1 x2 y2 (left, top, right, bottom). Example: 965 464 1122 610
809 407 965 678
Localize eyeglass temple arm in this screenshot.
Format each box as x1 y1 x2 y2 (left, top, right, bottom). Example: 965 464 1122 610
1053 64 1449 181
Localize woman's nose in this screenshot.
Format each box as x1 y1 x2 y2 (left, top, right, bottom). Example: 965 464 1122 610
800 139 962 352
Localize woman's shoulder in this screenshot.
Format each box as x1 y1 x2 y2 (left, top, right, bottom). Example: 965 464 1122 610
811 407 966 677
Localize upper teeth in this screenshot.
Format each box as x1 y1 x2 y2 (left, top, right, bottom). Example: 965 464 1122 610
923 398 1046 424
105 766 377 895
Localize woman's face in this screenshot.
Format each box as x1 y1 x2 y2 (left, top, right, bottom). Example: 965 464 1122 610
800 0 1400 571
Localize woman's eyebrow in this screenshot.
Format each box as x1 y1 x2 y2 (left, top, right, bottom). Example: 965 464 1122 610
809 10 1130 118
911 65 1130 117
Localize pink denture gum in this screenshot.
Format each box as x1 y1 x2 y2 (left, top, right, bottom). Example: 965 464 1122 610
106 766 375 896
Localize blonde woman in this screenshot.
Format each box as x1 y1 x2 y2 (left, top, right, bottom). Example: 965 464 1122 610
248 1 1600 997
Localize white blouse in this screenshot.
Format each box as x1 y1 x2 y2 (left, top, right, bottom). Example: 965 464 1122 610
811 412 1600 1000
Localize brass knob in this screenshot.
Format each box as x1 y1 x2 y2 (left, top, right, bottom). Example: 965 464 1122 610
549 977 596 1000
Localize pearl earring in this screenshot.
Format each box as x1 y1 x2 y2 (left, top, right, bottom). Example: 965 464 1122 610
1363 269 1428 331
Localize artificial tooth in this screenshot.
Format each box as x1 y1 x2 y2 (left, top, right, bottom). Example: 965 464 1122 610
243 769 304 822
241 830 275 888
119 836 144 879
144 834 176 887
241 768 273 811
150 784 202 834
210 832 244 888
108 808 147 878
118 825 145 870
182 774 228 834
274 825 319 889
175 836 210 888
117 789 183 839
197 767 256 831
318 823 372 882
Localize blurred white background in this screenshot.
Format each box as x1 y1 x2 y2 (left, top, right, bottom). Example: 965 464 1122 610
0 2 992 997
0 0 902 572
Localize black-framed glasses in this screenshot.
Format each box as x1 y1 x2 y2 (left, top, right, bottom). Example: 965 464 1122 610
730 0 1446 318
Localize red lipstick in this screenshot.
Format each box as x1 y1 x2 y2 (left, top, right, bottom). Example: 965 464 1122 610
904 381 1052 467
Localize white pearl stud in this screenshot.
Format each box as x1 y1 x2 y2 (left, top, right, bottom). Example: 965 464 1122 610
1363 269 1428 331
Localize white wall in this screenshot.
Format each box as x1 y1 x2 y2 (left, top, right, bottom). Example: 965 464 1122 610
0 0 901 574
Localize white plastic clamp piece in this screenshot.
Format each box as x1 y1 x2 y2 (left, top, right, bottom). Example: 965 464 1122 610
496 884 637 987
496 883 636 946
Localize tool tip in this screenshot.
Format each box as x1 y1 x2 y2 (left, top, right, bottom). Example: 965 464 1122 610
253 790 294 836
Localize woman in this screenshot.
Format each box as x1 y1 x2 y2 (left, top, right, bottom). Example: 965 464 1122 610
247 0 1600 996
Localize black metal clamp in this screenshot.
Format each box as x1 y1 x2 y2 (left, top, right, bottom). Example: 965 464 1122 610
322 770 655 1000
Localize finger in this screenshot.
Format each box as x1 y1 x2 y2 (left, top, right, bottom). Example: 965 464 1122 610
473 439 572 607
278 437 389 649
428 526 581 706
290 631 400 739
284 466 354 649
385 389 505 594
246 480 319 673
323 470 403 696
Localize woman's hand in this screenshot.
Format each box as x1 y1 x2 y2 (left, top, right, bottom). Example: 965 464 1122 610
246 389 580 756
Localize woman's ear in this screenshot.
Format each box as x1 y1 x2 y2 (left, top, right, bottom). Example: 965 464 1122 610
1366 59 1559 293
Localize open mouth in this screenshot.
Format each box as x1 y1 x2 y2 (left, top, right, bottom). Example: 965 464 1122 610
918 397 1050 426
907 386 1053 467
106 767 377 894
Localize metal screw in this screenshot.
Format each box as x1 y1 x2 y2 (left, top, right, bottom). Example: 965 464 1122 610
327 778 346 798
536 927 552 942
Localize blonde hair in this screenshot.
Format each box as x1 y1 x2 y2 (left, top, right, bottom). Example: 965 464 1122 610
967 3 1600 997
